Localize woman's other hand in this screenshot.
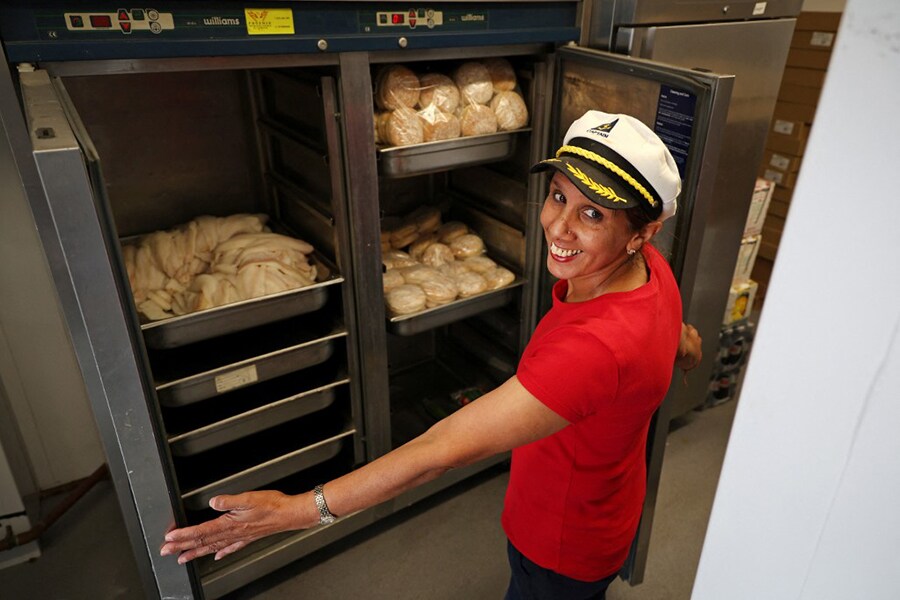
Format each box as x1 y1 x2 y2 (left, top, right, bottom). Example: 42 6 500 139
160 490 311 564
676 323 702 372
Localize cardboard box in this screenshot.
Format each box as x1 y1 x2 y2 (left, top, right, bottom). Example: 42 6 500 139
767 133 807 156
758 238 780 261
791 30 837 51
764 213 786 235
778 83 822 106
760 167 798 190
774 100 818 124
744 178 774 236
751 257 774 305
763 149 803 173
796 11 842 32
724 280 758 325
781 67 828 89
768 198 790 219
733 235 761 284
770 115 810 141
786 48 833 70
772 184 794 204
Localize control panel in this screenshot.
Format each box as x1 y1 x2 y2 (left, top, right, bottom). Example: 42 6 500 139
0 2 579 61
64 9 174 35
375 8 444 30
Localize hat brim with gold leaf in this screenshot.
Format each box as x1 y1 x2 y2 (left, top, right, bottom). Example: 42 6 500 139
531 111 681 222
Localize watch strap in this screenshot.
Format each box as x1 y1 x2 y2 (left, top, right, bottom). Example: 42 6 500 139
313 484 336 525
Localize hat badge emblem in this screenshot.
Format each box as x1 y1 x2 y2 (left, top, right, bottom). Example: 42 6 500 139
586 118 619 138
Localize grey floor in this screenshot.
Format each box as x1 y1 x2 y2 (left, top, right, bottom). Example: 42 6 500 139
0 399 737 600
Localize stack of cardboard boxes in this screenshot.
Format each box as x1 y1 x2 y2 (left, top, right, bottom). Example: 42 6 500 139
752 10 842 303
705 181 772 407
724 180 772 327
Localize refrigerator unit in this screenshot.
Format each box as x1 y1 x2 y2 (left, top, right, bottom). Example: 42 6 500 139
0 0 794 596
581 1 802 581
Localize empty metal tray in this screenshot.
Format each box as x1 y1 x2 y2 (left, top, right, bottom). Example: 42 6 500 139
181 429 354 511
168 379 349 456
156 331 345 407
387 279 523 336
378 129 528 178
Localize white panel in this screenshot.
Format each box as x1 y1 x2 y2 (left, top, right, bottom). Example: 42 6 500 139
693 0 900 598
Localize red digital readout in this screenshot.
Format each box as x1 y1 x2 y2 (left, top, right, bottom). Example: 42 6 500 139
90 15 113 28
391 13 403 24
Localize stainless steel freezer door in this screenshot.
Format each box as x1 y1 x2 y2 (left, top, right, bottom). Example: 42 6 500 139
545 46 734 584
623 18 796 420
15 69 198 598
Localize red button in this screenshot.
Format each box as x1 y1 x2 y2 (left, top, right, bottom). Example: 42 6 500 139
120 22 132 33
118 9 129 20
409 18 417 27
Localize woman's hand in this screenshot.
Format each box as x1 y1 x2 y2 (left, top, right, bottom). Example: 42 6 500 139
160 490 310 564
676 323 703 372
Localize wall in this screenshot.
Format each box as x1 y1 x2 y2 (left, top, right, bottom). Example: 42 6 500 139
692 0 900 598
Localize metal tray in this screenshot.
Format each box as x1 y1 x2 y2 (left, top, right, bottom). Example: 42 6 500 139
168 379 349 456
378 129 528 178
140 258 342 350
181 429 354 511
387 279 523 336
156 332 344 407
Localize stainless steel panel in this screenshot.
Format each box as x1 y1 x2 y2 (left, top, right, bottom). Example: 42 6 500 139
141 273 339 350
628 19 795 418
181 429 354 511
387 281 523 336
598 0 801 32
169 380 347 456
378 130 526 178
15 68 195 597
156 332 344 407
339 52 393 463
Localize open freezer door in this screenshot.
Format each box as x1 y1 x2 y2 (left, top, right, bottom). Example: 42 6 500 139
548 46 734 584
16 68 200 598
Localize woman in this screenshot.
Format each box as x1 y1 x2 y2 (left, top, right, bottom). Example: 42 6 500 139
161 110 702 599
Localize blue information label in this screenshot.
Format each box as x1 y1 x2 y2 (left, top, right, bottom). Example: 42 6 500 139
654 85 696 179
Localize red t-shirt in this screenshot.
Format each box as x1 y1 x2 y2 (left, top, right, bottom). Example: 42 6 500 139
503 244 682 581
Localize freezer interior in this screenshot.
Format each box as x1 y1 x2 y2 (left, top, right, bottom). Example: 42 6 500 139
46 51 549 585
57 66 365 544
369 56 541 449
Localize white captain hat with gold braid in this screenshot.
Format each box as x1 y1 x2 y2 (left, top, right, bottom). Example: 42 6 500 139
531 110 681 222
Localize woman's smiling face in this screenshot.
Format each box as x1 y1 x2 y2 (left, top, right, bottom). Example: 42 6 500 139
540 171 637 287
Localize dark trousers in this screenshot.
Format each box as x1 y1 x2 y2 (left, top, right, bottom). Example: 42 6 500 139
504 541 618 600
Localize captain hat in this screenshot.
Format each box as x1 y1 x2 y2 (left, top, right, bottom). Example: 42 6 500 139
531 110 681 221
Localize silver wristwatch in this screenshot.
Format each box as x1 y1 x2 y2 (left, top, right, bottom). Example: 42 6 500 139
313 484 336 525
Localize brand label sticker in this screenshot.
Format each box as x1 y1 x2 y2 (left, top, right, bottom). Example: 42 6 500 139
810 32 835 47
763 169 784 185
773 119 795 135
770 154 791 171
215 365 258 393
753 2 767 16
245 8 294 35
